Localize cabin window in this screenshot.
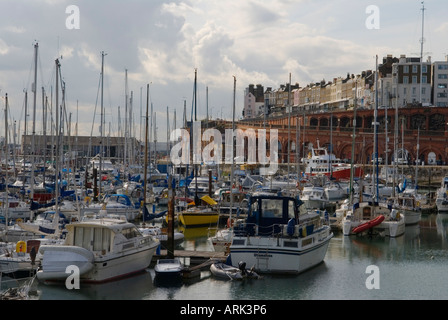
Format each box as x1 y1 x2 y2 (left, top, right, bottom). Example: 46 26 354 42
261 199 283 218
93 228 111 252
74 226 111 252
123 227 140 239
288 200 296 219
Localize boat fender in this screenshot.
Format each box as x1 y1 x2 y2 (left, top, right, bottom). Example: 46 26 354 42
227 218 235 228
390 209 398 220
287 218 295 236
16 240 26 254
225 254 232 266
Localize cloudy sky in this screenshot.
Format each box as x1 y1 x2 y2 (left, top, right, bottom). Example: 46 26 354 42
0 0 447 143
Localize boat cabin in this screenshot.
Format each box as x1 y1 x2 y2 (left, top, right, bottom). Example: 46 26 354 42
65 218 146 255
242 193 299 236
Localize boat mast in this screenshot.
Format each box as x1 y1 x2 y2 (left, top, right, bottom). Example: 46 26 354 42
230 76 236 221
419 1 425 104
99 51 106 198
287 73 291 185
349 78 358 205
415 126 420 188
54 58 60 218
374 55 379 202
143 84 149 221
30 42 38 201
4 94 9 226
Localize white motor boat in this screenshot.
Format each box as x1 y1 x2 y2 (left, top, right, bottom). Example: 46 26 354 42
154 258 184 279
139 226 184 249
324 181 347 201
388 196 422 226
37 214 159 283
228 192 333 274
301 185 328 209
81 194 140 221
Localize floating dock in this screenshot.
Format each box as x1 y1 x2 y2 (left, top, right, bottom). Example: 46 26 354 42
153 249 227 265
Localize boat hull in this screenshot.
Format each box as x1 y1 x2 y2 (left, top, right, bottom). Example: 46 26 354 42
403 210 421 225
229 226 333 274
179 211 219 228
342 215 405 237
37 242 158 283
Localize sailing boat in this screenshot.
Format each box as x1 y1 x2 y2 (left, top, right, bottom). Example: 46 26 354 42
342 57 405 237
209 76 238 252
177 70 220 228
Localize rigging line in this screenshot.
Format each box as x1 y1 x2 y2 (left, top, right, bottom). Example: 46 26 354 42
87 72 102 160
89 73 102 137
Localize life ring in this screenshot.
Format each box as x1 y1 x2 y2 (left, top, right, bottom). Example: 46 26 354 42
416 201 420 207
16 218 23 223
16 241 26 253
227 218 235 228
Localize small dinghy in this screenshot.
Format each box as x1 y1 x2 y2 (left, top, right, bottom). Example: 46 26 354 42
210 261 260 281
154 258 184 279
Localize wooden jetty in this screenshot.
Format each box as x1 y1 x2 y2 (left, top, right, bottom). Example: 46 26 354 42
152 250 227 279
153 249 227 265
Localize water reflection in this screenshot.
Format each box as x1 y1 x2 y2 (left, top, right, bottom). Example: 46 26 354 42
32 214 448 300
37 270 156 300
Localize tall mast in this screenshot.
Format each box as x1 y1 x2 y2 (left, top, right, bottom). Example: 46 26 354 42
55 58 60 217
230 76 236 220
349 78 358 205
143 84 149 217
287 73 291 185
4 94 9 225
124 69 128 171
30 42 38 200
374 55 379 202
99 51 105 197
420 1 425 104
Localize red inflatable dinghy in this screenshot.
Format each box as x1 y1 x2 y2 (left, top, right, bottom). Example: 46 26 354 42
352 215 385 234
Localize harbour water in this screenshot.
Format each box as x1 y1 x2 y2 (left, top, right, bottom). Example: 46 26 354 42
19 213 447 301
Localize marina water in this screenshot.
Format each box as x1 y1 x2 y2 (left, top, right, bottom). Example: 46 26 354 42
17 213 448 300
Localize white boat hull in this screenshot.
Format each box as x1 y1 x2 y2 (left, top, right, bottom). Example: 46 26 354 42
342 215 405 237
37 243 158 283
229 226 333 274
403 210 421 225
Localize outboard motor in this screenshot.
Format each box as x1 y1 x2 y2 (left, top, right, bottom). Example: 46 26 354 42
238 261 247 275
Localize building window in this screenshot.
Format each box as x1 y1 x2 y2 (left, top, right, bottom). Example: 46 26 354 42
422 88 426 95
438 83 448 89
438 64 448 70
422 76 427 84
438 74 448 79
404 66 409 73
412 65 418 73
412 76 417 84
403 76 409 84
412 87 416 95
422 65 427 73
437 93 447 98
